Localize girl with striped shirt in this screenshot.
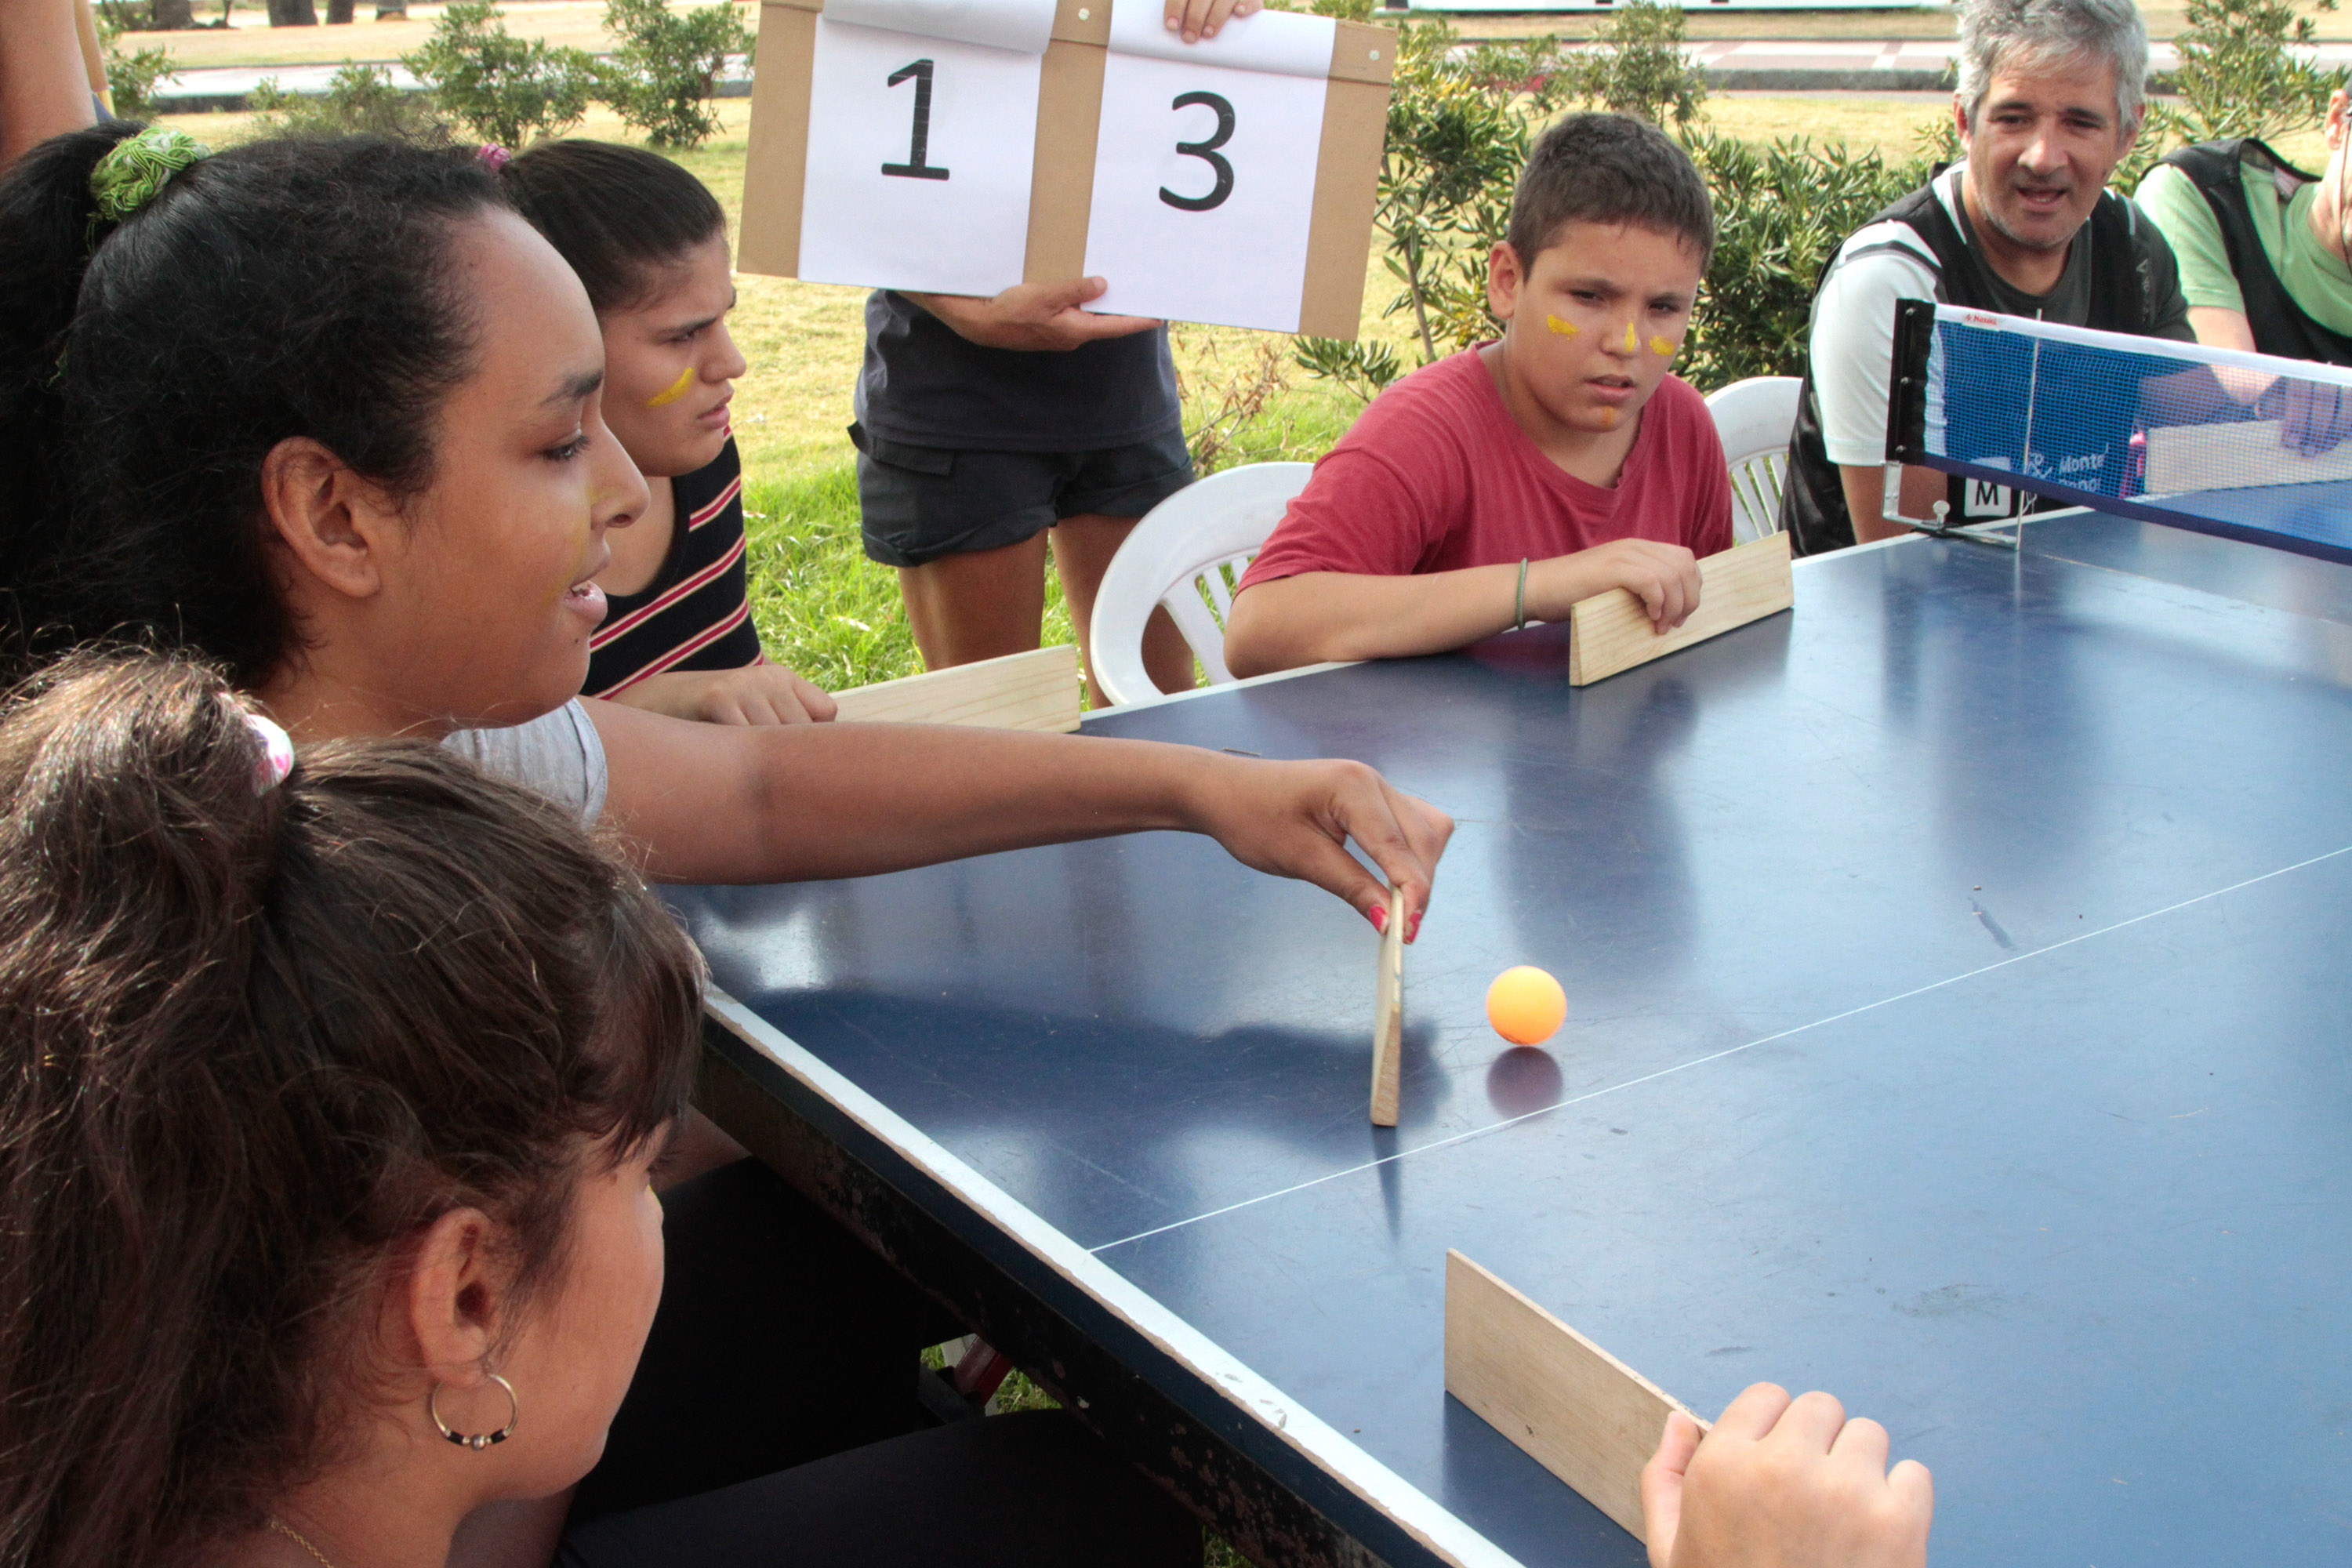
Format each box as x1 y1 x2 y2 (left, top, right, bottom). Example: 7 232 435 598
503 140 836 726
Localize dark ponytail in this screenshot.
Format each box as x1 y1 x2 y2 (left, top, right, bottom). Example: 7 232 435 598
0 130 513 684
502 138 725 313
0 122 143 641
0 652 702 1568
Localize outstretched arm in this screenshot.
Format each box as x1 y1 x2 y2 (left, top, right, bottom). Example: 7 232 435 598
587 699 1453 931
1223 539 1703 679
1639 1384 1933 1568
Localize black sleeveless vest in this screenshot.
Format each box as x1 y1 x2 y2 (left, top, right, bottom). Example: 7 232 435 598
2156 139 2352 367
1780 176 2163 554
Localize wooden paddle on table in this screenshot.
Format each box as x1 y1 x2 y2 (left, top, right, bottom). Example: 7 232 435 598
1370 884 1404 1126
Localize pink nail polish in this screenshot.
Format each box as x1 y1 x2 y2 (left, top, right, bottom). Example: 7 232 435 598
1367 902 1388 933
1406 910 1422 944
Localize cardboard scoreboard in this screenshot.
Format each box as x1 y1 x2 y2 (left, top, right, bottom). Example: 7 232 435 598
739 0 1395 336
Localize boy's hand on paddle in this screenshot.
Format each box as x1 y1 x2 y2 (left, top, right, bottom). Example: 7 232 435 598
905 279 1160 352
1640 1385 1933 1568
604 663 838 727
1532 539 1700 633
1164 0 1260 42
1183 755 1453 942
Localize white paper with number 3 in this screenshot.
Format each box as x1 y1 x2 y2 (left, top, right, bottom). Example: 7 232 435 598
799 9 1044 297
1083 1 1333 332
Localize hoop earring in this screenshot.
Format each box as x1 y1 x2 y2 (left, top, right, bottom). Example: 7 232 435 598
428 1373 519 1450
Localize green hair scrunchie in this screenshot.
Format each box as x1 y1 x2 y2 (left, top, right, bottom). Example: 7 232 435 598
87 125 210 239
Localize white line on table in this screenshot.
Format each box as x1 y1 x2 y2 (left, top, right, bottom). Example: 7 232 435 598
1089 840 2352 1254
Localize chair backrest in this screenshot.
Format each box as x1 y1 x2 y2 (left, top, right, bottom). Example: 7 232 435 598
1087 461 1313 707
1704 376 1802 544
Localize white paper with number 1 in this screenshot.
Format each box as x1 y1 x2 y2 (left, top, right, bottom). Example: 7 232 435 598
1084 0 1334 332
798 0 1055 296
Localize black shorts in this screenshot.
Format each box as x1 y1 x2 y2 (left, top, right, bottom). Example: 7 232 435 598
852 423 1196 568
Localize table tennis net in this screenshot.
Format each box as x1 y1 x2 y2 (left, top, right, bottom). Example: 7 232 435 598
1885 299 2352 562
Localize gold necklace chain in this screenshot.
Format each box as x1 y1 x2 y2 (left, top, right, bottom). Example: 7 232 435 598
267 1518 338 1568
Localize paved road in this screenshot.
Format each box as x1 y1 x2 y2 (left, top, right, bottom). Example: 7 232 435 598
152 34 2352 108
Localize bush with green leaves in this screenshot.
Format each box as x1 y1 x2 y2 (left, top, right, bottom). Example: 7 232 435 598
597 0 752 150
1548 0 1706 131
1677 129 1928 387
1290 19 1520 397
2157 0 2347 147
250 62 448 140
89 4 178 116
401 0 595 148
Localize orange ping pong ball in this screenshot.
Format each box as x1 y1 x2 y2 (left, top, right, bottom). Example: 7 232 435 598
1486 966 1566 1046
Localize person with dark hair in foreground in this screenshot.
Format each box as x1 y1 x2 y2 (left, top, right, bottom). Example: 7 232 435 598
502 140 834 728
0 652 1199 1568
0 122 1450 931
1221 112 1733 680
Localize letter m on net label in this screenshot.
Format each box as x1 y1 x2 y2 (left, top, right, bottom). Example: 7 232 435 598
1965 477 2013 517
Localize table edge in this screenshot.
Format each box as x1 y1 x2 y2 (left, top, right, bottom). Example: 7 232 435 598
701 983 1530 1568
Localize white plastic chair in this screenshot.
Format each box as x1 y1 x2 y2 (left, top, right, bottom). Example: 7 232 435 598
1704 376 1802 543
1087 461 1312 708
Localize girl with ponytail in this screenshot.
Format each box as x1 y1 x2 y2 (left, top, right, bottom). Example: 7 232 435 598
0 653 1200 1568
0 122 1451 927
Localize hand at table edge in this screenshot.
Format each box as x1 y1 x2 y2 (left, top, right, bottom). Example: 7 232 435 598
1641 1384 1933 1568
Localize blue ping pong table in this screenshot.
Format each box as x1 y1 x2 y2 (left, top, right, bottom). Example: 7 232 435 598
671 508 2352 1568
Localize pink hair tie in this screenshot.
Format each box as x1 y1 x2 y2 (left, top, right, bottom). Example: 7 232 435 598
476 143 512 173
245 713 293 796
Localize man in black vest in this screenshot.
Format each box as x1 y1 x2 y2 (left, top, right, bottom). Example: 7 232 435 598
1781 0 2192 554
2136 93 2352 451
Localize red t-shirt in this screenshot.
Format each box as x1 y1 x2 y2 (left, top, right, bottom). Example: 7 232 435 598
1237 348 1733 590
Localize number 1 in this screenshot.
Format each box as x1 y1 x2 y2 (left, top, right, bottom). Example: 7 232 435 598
882 59 949 181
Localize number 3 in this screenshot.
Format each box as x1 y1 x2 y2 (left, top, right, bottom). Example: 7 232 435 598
1159 91 1234 212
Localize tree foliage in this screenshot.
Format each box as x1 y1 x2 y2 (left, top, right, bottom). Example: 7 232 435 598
2155 0 2347 147
401 0 595 148
598 0 752 150
89 3 179 115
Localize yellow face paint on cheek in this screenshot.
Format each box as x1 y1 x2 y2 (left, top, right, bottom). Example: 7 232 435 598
645 365 695 408
1650 336 1675 356
1544 314 1577 336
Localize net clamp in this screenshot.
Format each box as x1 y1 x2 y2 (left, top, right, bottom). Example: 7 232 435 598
1880 463 2020 551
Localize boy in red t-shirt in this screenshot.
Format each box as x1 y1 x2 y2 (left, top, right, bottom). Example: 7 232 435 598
1224 113 1735 678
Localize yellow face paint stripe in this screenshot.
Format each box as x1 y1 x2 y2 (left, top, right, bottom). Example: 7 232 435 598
645 366 695 408
1624 321 1638 352
1544 314 1577 336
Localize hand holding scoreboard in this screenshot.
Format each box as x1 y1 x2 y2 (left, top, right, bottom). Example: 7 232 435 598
740 0 1394 335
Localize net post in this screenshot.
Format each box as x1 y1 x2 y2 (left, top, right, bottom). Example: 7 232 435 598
1878 298 2018 550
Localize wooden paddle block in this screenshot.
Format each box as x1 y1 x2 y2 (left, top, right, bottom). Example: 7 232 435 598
830 645 1082 732
1444 1250 1705 1540
1566 532 1792 687
1370 884 1404 1126
2143 417 2352 495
